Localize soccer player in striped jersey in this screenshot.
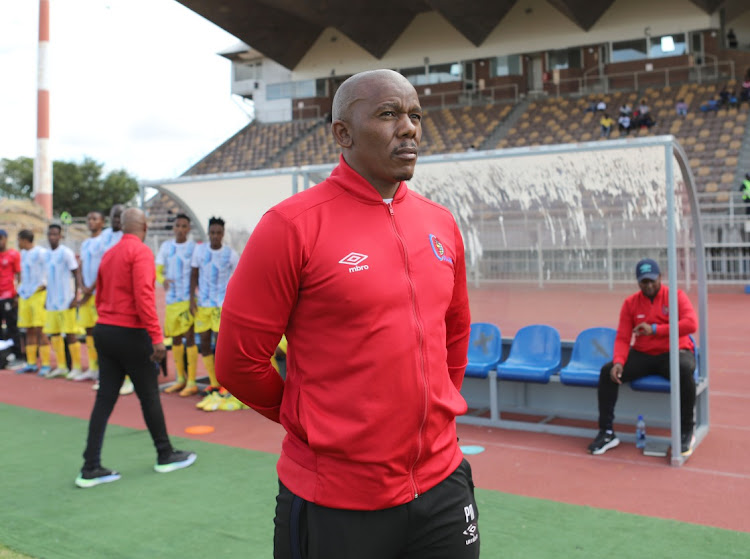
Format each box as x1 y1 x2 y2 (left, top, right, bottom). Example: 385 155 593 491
189 217 239 410
16 230 52 374
42 224 83 378
100 204 125 253
156 213 198 396
73 210 106 381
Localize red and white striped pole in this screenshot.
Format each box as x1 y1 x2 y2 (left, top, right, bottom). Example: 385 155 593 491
34 0 52 219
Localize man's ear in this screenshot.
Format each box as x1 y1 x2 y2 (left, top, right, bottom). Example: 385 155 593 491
331 120 352 148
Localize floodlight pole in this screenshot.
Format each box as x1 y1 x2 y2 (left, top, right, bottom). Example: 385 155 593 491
34 0 53 219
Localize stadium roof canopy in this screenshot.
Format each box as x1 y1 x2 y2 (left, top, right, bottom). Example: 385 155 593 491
178 0 746 69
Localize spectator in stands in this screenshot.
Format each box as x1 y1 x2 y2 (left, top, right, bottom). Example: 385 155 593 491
699 97 720 113
588 258 698 458
740 69 750 104
75 208 196 488
215 69 478 559
638 99 650 116
0 229 22 367
596 100 607 112
633 99 655 129
617 113 631 135
600 113 614 138
675 99 688 116
727 28 738 49
619 103 632 116
719 86 730 108
740 173 750 216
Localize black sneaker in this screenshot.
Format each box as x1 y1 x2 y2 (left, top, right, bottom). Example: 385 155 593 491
681 430 696 457
75 467 121 488
154 449 197 473
588 430 620 455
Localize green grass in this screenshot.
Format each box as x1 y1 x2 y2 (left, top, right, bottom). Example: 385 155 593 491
1 403 748 558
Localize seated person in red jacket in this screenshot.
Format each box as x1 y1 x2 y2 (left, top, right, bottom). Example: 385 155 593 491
588 258 698 457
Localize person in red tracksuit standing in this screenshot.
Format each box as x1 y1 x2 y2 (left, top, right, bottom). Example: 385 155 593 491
216 69 477 558
588 258 698 458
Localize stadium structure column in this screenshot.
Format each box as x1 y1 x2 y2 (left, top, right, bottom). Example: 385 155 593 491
34 0 53 219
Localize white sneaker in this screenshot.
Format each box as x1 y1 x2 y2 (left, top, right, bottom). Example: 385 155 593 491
45 367 69 379
66 368 83 380
119 378 134 396
73 369 98 381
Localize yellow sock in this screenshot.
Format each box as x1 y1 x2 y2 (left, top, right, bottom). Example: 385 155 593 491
26 344 38 366
186 345 198 386
52 336 66 369
69 341 82 370
86 336 98 370
172 344 186 381
39 344 51 367
202 354 218 388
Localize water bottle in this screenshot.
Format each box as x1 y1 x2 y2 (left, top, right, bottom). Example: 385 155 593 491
636 415 647 448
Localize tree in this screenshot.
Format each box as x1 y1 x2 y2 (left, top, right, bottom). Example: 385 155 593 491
0 157 34 199
0 156 139 217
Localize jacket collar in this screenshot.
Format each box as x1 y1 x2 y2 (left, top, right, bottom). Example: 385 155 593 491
328 155 408 205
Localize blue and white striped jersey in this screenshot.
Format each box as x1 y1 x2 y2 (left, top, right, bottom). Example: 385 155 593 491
17 246 48 300
156 239 196 305
45 245 78 311
190 244 239 308
80 234 106 288
100 227 123 253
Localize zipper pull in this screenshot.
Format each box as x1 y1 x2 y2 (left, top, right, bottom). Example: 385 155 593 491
414 492 419 499
387 202 394 216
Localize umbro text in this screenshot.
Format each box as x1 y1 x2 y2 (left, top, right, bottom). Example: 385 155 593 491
349 264 369 273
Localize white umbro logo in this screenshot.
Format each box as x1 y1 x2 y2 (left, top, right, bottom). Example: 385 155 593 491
339 252 369 273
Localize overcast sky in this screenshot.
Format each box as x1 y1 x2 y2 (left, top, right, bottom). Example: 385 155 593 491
1 0 250 181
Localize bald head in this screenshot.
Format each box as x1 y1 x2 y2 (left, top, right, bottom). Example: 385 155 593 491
332 69 415 122
122 208 147 240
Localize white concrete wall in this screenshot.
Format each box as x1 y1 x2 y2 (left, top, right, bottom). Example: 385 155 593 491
728 10 750 50
291 0 713 79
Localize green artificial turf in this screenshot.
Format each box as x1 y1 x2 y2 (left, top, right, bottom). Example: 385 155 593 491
1 403 747 558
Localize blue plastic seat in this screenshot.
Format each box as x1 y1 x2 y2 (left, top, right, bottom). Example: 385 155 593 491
465 323 502 378
630 335 700 392
559 327 616 387
496 324 561 383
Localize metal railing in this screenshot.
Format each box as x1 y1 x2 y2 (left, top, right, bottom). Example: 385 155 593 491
549 59 736 97
419 83 520 108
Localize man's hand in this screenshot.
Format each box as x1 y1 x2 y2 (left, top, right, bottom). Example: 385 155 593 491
633 322 653 336
162 279 173 291
82 285 95 297
151 342 166 363
68 297 79 309
610 363 624 384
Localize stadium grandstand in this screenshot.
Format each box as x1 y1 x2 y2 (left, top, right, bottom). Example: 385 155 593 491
144 0 750 283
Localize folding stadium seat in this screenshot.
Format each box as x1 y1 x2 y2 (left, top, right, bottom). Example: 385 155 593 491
631 337 700 392
496 325 562 383
704 182 718 193
559 327 616 387
466 323 503 379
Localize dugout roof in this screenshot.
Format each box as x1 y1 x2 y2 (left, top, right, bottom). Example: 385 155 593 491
178 0 748 69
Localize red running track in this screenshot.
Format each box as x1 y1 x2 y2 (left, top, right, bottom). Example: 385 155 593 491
1 284 748 532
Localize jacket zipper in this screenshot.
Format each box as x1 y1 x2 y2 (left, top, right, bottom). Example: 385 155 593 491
387 201 427 499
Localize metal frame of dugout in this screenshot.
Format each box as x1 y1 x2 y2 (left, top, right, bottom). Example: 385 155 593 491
455 136 710 467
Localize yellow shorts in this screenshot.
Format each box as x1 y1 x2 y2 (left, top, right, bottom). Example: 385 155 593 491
77 296 98 329
194 306 221 334
44 308 79 336
18 291 46 329
164 301 194 337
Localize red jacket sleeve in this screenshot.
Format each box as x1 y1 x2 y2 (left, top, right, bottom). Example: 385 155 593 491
445 220 471 390
132 245 163 345
612 297 634 365
215 210 302 423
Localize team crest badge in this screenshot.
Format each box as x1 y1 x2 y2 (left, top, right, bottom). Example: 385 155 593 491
429 234 453 264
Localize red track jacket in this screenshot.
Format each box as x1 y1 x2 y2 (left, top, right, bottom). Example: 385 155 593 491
216 157 471 510
613 285 697 365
